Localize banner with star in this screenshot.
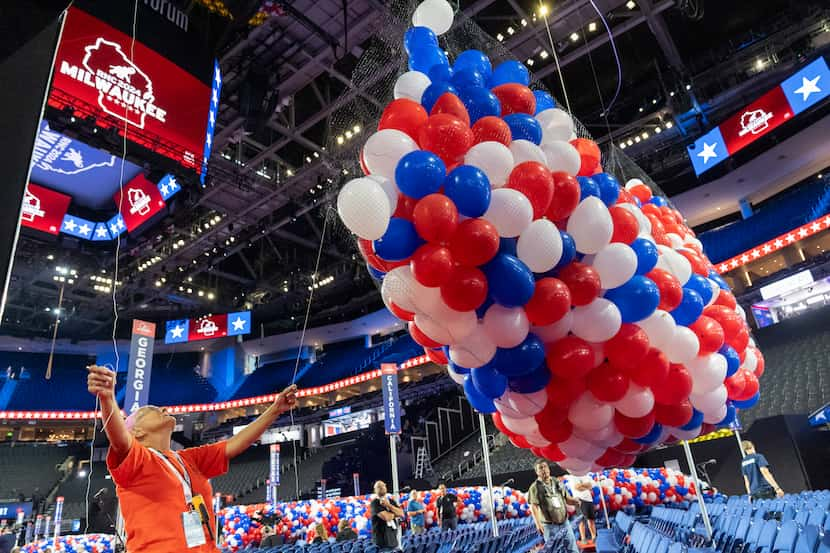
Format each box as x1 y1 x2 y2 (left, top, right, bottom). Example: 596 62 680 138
201 59 222 186
20 183 72 236
688 55 828 176
164 310 251 344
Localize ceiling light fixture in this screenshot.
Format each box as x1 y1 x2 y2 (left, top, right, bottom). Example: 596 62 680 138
588 22 597 32
538 4 549 16
507 26 515 35
496 33 504 41
540 50 549 59
626 0 636 8
569 32 579 42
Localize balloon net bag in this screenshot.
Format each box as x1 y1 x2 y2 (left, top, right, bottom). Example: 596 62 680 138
328 0 762 476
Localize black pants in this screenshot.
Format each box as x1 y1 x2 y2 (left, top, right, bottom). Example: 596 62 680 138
752 488 776 500
441 518 458 531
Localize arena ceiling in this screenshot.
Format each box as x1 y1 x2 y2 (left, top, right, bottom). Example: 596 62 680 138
5 0 829 341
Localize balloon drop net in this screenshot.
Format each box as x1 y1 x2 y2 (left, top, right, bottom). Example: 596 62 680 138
327 0 762 475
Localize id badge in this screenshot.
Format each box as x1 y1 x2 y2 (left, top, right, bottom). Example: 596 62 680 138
182 510 207 548
551 496 563 510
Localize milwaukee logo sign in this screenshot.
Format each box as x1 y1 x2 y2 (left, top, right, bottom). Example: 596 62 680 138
738 109 773 137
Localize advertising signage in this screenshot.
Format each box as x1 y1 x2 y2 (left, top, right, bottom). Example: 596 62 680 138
49 7 212 171
165 311 251 344
688 56 830 176
20 183 71 236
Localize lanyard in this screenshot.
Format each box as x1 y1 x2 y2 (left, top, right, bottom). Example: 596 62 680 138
149 448 194 504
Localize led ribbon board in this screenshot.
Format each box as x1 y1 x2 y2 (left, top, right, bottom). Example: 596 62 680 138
688 56 830 175
165 311 251 344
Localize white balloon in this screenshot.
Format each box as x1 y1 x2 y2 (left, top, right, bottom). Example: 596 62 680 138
571 298 621 343
506 389 548 417
494 394 526 418
465 142 514 188
448 324 497 368
687 353 727 394
669 426 702 441
617 203 652 236
483 188 534 237
560 458 593 476
531 311 573 344
483 304 530 348
567 197 613 254
362 129 418 179
690 384 727 414
656 245 692 286
558 435 594 458
542 140 581 174
568 391 614 430
613 383 655 418
536 108 574 144
509 139 548 166
735 303 747 321
703 403 728 425
411 0 454 35
415 307 477 345
517 219 563 273
368 175 399 213
573 422 617 444
525 431 551 447
638 310 676 351
666 326 700 364
742 347 758 374
447 366 467 385
337 177 391 240
393 70 432 102
625 178 645 191
593 243 638 290
667 233 684 249
500 413 539 436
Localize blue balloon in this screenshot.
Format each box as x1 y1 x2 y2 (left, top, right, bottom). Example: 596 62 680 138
451 67 485 91
373 218 423 261
732 392 759 409
483 254 535 307
427 60 453 84
475 296 495 319
719 345 740 377
444 165 491 217
635 423 663 444
534 90 556 114
491 334 546 377
460 86 501 123
686 273 714 305
404 26 438 54
631 237 659 275
680 409 704 431
604 275 660 323
409 46 446 75
577 176 601 200
708 269 730 290
367 265 385 281
395 150 446 199
717 403 737 428
490 60 530 87
471 364 508 399
453 49 493 80
552 231 576 271
593 173 621 206
649 196 668 207
463 375 497 413
670 287 704 326
499 237 518 256
508 361 551 393
504 113 542 144
421 81 458 111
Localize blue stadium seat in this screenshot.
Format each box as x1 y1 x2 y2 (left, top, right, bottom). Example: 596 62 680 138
770 521 798 553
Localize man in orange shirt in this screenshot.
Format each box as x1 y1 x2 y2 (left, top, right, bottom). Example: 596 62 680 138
87 365 298 552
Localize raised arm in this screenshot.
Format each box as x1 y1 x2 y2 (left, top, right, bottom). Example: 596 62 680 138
87 366 132 461
225 385 298 459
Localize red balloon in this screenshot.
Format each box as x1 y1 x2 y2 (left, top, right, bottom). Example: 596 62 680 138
652 364 693 405
616 188 636 205
545 375 587 407
491 83 536 115
409 321 443 348
725 370 746 400
647 268 683 311
754 349 765 378
677 249 709 276
378 98 428 141
525 277 571 326
614 410 656 439
640 203 662 218
471 116 512 146
589 362 630 402
537 413 572 443
558 262 601 306
509 434 532 449
388 301 415 321
492 412 512 436
714 289 737 310
703 305 745 343
393 193 417 219
613 437 645 454
425 347 448 364
736 370 759 401
448 218 500 266
595 448 625 468
411 243 454 287
412 193 459 243
440 264 488 311
728 327 750 354
605 324 650 370
535 402 569 427
430 93 470 126
546 336 596 380
546 172 580 221
655 400 694 428
689 315 725 355
570 138 601 176
540 443 566 462
419 113 473 165
507 162 555 218
618 453 638 468
609 206 639 244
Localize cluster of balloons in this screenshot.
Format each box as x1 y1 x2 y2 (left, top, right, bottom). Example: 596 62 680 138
219 487 530 550
22 534 114 553
337 0 764 475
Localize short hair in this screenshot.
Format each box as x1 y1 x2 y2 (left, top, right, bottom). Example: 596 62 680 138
534 459 549 469
338 519 351 530
741 440 755 452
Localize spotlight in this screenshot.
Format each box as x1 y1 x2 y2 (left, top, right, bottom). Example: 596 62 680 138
496 33 504 41
654 127 662 134
538 4 549 16
155 280 162 287
626 0 636 8
652 98 658 104
588 22 597 32
685 84 691 90
570 32 579 42
639 107 644 112
198 290 204 297
78 470 87 478
521 19 527 27
207 292 215 300
336 136 344 145
345 130 353 139
540 50 549 60
527 58 535 66
665 121 673 129
634 136 641 143
507 27 515 35
619 143 627 149
641 132 649 139
627 139 634 146
353 125 361 133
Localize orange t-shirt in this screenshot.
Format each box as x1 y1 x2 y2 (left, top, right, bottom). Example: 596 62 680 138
107 440 228 553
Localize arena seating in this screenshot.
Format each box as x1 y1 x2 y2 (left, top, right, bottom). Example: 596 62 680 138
0 443 78 501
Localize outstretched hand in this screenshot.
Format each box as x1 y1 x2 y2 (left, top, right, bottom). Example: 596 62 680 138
87 365 116 401
274 384 298 413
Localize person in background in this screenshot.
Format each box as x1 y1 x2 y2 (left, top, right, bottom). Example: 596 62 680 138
741 440 784 500
311 523 329 544
407 490 426 535
436 484 458 531
0 527 15 553
336 519 358 542
569 475 597 544
528 460 579 553
259 525 284 548
370 480 404 551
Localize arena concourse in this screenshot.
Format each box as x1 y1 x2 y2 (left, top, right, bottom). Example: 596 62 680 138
1 1 829 552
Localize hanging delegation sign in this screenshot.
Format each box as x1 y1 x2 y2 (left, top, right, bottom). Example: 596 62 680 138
53 497 64 539
270 444 280 486
125 320 156 414
381 363 401 435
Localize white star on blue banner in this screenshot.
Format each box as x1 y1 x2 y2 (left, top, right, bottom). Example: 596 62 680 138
165 319 190 344
781 56 830 116
107 214 126 237
227 311 251 336
157 173 180 201
687 126 729 176
201 59 222 186
91 223 112 241
61 214 96 239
